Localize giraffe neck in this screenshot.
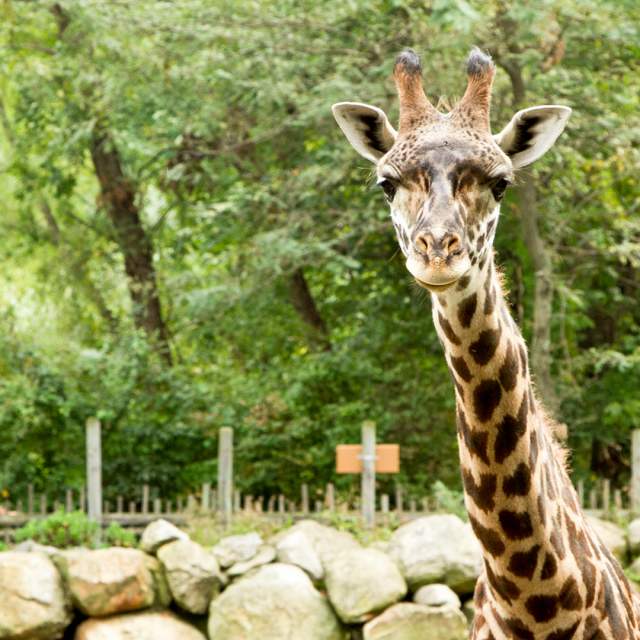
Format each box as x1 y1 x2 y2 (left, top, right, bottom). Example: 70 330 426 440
431 250 590 630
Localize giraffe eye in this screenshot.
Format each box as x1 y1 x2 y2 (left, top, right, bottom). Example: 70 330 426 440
491 177 511 201
377 179 397 203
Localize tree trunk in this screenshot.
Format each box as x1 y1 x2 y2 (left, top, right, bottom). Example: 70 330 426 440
497 54 559 415
517 174 558 411
90 128 171 364
288 267 331 351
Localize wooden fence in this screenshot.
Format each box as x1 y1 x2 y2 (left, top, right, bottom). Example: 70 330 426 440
2 421 640 542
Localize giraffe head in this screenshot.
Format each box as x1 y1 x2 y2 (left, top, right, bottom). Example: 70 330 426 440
332 48 570 292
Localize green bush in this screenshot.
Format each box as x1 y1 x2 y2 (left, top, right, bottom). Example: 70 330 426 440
14 510 99 548
103 522 136 548
15 511 139 548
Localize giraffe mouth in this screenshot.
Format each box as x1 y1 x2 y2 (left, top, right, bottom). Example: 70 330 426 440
415 278 457 292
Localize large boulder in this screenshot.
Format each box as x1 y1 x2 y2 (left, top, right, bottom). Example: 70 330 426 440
387 515 481 593
211 532 263 569
75 611 206 640
272 520 359 569
208 563 345 640
363 602 468 640
629 518 640 555
227 544 276 577
157 539 223 614
324 548 407 623
413 584 461 609
275 529 324 581
55 548 170 617
586 515 627 561
0 551 72 640
140 518 188 554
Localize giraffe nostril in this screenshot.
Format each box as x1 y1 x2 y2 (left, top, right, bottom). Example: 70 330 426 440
415 233 430 254
446 234 461 256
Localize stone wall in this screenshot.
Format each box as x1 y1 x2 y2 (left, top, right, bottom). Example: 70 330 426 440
0 513 630 639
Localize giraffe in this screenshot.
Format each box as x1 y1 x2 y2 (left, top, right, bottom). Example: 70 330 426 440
332 48 640 639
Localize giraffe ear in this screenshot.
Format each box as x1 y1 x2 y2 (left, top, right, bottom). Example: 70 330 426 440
332 102 397 163
495 105 571 169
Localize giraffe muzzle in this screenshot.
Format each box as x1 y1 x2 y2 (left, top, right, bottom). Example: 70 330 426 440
406 227 470 289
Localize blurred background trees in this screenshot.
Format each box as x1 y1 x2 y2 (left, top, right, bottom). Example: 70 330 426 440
0 0 638 502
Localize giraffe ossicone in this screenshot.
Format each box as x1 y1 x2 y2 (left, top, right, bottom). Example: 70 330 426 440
332 48 640 639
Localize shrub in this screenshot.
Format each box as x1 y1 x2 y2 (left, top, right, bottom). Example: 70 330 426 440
103 522 136 548
15 511 139 548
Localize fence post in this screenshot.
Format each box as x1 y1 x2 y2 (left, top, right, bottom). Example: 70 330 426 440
632 430 640 515
218 427 233 526
602 479 611 515
27 484 34 515
86 417 102 541
301 484 309 515
142 485 150 514
202 482 211 512
361 421 376 530
325 483 335 512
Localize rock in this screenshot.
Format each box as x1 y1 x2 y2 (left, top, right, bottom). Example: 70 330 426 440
227 544 276 577
387 514 481 593
586 515 627 561
324 547 407 623
211 532 262 568
75 611 206 640
158 539 223 614
275 529 324 580
629 518 640 554
55 547 169 617
0 551 72 640
273 520 359 568
363 602 468 640
140 518 188 554
208 563 345 640
413 584 461 609
13 539 59 555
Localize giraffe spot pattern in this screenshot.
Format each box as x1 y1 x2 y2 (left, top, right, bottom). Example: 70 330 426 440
462 468 497 512
540 552 557 580
604 573 626 638
498 342 519 391
456 274 471 291
518 343 527 376
438 312 461 345
485 560 521 604
502 462 532 497
457 410 490 465
457 292 477 327
469 513 505 557
451 355 472 382
494 393 528 463
469 328 501 365
581 557 596 607
473 379 502 423
582 614 600 638
559 576 582 610
499 509 533 540
525 594 558 623
502 618 534 640
545 620 580 640
507 543 540 580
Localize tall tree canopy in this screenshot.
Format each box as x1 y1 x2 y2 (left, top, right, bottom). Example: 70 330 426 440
0 0 638 502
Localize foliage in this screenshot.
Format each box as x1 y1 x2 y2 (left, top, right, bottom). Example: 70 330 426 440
103 522 137 548
13 510 137 548
431 481 468 521
0 0 638 505
14 510 99 548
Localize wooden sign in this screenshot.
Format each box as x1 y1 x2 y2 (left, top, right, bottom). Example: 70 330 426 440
336 444 400 474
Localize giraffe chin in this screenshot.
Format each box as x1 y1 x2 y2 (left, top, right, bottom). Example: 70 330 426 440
414 278 457 292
